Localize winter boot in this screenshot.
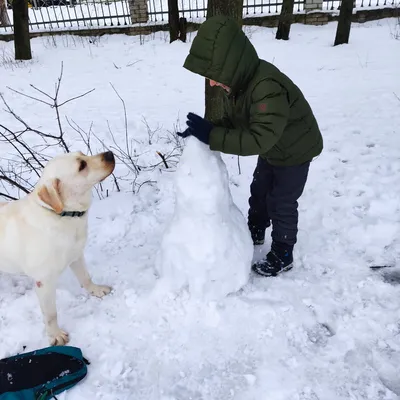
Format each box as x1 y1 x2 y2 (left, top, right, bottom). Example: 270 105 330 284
252 241 294 277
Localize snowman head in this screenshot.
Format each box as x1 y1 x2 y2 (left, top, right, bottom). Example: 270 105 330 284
175 137 232 215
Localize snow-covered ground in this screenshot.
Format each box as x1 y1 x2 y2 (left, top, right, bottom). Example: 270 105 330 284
1 18 400 399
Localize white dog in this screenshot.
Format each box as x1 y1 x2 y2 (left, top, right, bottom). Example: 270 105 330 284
0 150 115 346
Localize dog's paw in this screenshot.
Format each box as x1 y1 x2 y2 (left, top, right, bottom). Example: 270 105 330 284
49 329 70 346
88 284 112 298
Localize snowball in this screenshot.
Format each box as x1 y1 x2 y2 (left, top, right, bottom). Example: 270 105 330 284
155 137 253 301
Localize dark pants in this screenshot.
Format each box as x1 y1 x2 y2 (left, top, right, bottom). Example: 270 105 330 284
248 157 310 248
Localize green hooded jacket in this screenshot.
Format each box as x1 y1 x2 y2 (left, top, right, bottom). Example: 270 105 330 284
183 16 323 166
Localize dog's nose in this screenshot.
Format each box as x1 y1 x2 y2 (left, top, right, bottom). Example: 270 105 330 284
102 151 115 163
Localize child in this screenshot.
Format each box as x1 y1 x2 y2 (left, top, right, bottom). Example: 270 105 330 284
177 15 323 277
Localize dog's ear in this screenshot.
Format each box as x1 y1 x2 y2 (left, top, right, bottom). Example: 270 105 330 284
37 178 64 214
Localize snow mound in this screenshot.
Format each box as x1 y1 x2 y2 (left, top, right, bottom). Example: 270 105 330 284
155 137 253 301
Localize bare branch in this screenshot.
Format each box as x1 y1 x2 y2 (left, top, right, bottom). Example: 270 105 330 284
0 193 17 201
126 60 142 67
156 151 169 169
0 93 62 141
58 88 96 108
66 117 93 154
29 83 55 101
6 87 53 107
55 61 64 102
136 180 156 193
105 120 140 175
0 174 30 194
0 130 42 177
5 62 95 155
109 82 130 155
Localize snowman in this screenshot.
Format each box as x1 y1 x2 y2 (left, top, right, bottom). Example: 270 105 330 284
155 136 253 301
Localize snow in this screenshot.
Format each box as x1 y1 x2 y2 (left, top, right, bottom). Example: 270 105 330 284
155 137 253 301
1 18 400 399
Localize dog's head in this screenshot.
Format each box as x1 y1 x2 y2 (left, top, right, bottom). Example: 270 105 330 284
34 151 115 214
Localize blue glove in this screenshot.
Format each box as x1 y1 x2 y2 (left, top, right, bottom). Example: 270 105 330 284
176 112 213 145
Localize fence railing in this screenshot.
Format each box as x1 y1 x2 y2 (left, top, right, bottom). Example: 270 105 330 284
0 0 397 34
146 0 307 22
323 0 395 9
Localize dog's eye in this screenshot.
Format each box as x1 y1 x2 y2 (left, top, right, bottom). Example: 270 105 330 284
79 160 87 172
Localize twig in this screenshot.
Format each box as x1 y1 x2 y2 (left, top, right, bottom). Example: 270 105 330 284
0 131 41 177
109 82 130 156
58 88 96 107
0 192 17 201
136 180 157 193
105 120 140 175
126 60 142 67
65 117 93 154
6 87 53 107
156 151 169 169
29 84 54 101
55 61 64 101
142 116 161 145
0 124 45 173
112 175 121 192
0 174 30 194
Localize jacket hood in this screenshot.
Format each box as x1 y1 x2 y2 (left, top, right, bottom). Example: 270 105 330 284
183 16 260 93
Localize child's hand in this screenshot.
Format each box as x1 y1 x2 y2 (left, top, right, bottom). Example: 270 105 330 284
176 112 213 145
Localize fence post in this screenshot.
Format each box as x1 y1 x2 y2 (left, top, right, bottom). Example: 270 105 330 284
304 0 323 11
130 0 149 23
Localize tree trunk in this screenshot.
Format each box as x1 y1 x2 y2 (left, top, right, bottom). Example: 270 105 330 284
206 0 243 23
0 0 11 26
168 0 180 43
334 0 354 46
179 17 187 42
168 0 187 43
204 0 243 122
276 0 294 40
13 0 32 60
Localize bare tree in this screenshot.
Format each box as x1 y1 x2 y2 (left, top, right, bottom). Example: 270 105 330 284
276 0 295 40
0 0 11 26
12 0 32 60
204 0 244 122
334 0 355 46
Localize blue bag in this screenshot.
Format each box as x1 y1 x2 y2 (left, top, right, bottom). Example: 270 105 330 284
0 346 90 400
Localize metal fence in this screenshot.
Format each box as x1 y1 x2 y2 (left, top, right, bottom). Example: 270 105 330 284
323 0 395 10
0 0 397 34
147 0 306 22
2 0 131 32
